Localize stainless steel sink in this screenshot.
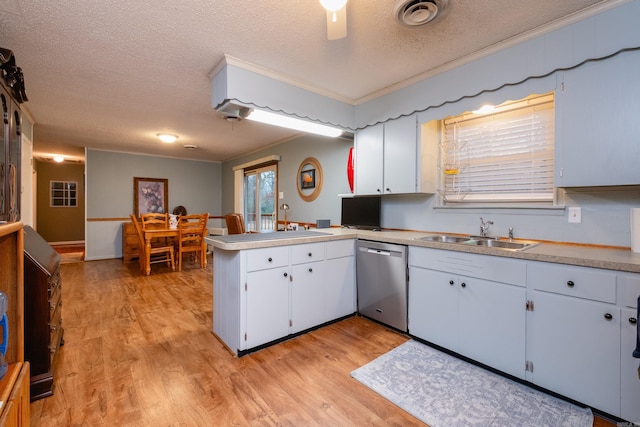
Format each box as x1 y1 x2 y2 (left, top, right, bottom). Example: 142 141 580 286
415 235 538 251
470 239 537 250
417 235 471 243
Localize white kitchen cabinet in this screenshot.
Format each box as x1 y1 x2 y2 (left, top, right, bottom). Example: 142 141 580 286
408 247 527 379
555 51 640 187
324 240 356 321
291 243 327 333
213 239 356 355
354 124 384 195
246 266 291 348
621 307 640 424
291 262 325 334
409 267 459 351
527 262 620 415
354 114 436 195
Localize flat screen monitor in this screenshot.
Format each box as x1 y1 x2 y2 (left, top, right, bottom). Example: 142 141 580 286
341 196 382 230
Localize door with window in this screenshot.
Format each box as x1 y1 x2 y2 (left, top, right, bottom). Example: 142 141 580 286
244 164 277 232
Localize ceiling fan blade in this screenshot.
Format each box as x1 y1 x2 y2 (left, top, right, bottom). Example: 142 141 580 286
326 6 347 40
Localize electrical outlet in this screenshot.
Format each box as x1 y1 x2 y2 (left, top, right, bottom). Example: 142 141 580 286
568 207 582 223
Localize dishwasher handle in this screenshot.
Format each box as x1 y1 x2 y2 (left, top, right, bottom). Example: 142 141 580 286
367 248 391 256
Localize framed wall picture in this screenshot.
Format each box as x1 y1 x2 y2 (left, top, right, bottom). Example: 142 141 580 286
134 177 168 216
300 169 316 189
296 157 323 202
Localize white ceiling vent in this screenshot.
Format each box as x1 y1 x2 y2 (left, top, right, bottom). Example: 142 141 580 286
394 0 449 28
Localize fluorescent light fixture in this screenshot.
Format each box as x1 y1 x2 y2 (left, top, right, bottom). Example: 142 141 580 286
246 109 343 138
53 155 64 163
156 133 178 143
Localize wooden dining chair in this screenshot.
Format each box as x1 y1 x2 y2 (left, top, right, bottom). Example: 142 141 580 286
175 213 209 271
140 212 168 230
225 213 246 235
130 214 175 274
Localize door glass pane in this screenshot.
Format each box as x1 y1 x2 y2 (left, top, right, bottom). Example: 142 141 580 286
244 165 277 232
244 173 257 231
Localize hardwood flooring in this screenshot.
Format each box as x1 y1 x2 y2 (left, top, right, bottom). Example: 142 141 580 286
30 256 617 426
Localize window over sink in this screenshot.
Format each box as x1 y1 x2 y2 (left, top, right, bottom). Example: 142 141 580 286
435 92 556 207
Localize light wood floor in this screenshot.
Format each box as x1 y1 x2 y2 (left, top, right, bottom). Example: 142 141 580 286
30 256 617 426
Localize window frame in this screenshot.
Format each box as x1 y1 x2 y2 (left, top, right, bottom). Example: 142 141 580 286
50 180 78 207
437 92 558 208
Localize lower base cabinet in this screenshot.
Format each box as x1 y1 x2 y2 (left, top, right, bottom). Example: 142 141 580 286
528 290 620 415
408 247 527 379
213 239 356 355
621 307 640 424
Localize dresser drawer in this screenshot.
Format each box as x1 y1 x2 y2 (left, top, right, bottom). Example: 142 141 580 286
246 246 289 271
529 262 616 303
291 242 325 265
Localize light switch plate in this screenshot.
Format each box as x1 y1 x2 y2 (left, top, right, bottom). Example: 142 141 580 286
279 192 284 200
568 207 582 223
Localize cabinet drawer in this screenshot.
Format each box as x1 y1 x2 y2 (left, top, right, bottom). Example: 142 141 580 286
326 239 355 259
246 246 289 271
619 273 640 308
291 242 325 265
529 262 616 303
409 246 526 286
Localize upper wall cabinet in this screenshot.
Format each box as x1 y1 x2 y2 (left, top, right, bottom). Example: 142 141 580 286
555 51 640 187
354 114 436 196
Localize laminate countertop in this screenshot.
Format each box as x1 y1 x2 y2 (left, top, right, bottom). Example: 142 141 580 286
205 228 640 274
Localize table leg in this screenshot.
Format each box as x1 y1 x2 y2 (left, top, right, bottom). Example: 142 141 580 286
145 237 152 275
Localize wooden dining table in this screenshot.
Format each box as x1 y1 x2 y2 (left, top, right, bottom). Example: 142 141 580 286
142 228 179 275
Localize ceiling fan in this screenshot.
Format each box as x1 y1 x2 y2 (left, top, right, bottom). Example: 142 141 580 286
319 0 450 41
319 0 348 40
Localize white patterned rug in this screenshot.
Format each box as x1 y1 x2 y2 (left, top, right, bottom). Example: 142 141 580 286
351 340 593 427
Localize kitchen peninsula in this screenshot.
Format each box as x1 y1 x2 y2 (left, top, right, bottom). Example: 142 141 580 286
207 228 640 423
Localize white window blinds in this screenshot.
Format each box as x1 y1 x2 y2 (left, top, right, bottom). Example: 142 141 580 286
441 93 555 204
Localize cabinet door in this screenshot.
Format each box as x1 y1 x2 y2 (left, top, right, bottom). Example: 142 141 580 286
291 262 325 333
458 277 526 379
324 256 356 321
245 268 290 349
354 124 384 195
408 267 459 352
529 290 620 415
383 115 417 194
556 52 640 187
621 308 640 424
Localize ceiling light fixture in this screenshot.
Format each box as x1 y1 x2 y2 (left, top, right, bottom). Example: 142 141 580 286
246 109 343 138
156 133 178 143
53 155 64 163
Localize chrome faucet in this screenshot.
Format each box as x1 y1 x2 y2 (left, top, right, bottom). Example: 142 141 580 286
508 227 514 241
479 217 493 237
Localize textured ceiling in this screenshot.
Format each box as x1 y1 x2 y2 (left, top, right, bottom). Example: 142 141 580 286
0 0 614 163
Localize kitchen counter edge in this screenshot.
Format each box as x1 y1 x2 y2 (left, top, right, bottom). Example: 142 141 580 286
205 229 640 274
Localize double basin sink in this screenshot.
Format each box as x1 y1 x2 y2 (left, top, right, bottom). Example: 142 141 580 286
415 234 538 251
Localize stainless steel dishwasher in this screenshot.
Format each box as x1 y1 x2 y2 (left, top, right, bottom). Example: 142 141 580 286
356 240 408 332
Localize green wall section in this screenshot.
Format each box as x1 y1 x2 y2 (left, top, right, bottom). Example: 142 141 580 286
35 160 85 242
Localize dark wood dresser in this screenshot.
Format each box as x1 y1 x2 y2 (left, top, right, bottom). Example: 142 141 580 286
23 225 64 401
122 221 139 262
